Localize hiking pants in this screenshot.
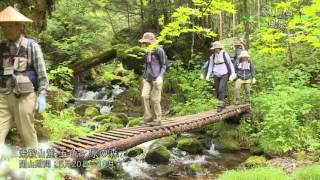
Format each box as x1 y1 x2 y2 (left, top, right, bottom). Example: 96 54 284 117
141 79 163 123
0 92 38 148
235 79 251 102
214 74 229 106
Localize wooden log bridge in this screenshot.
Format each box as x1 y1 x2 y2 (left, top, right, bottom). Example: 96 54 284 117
52 104 250 160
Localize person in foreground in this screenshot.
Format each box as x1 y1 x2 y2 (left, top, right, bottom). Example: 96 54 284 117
139 32 167 126
234 50 256 105
0 6 49 148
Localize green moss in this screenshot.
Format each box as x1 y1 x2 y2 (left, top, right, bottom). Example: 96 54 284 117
250 145 264 155
145 146 170 164
84 106 100 117
126 147 144 157
177 138 203 154
294 165 320 180
151 135 177 149
218 167 290 180
186 163 204 176
218 137 241 151
244 156 267 168
127 117 143 127
293 151 306 161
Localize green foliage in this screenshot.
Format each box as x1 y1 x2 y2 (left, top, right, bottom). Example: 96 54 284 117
43 109 91 141
48 65 74 91
166 60 217 115
246 86 320 155
103 63 136 87
294 165 320 180
244 156 267 168
158 0 235 43
217 167 291 180
41 0 113 63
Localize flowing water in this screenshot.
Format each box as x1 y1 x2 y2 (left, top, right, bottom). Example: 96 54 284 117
120 138 250 179
73 85 126 114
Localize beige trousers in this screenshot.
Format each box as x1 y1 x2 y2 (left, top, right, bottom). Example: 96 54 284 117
0 92 38 148
141 79 163 123
235 79 251 103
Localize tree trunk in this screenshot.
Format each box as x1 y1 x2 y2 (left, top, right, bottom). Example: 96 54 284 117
219 12 223 40
70 49 117 75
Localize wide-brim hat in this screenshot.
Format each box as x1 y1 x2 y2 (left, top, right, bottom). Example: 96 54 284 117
0 6 33 23
210 41 223 50
139 32 156 43
239 50 250 58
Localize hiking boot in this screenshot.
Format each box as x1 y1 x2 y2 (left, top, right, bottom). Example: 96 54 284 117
217 106 224 112
148 121 161 126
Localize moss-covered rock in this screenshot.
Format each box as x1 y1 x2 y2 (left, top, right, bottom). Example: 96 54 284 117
126 147 144 158
150 135 177 149
96 123 123 132
127 117 143 127
293 151 306 161
46 86 73 112
115 113 129 125
92 113 128 126
74 103 99 116
244 156 267 167
112 99 127 112
216 137 241 151
84 106 100 117
145 146 170 164
186 163 206 176
177 138 203 154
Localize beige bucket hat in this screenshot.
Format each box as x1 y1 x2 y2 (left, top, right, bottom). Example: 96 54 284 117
210 41 223 50
239 50 250 58
0 6 33 23
139 32 156 43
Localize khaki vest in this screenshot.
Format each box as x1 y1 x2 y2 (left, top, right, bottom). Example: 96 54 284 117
0 36 34 94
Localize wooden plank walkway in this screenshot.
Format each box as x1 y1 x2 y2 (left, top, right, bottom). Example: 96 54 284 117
52 104 250 160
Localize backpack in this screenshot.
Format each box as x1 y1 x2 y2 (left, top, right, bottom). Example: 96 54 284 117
154 48 169 71
202 52 231 78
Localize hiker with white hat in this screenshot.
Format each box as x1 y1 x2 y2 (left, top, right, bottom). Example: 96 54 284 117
234 50 256 105
139 32 168 126
0 6 49 148
204 41 236 112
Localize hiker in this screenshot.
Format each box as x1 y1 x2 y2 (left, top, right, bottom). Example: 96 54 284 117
204 41 236 112
139 32 167 126
0 6 49 148
233 41 246 63
234 50 256 105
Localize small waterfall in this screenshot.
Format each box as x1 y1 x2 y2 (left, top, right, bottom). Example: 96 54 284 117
74 85 126 114
208 143 220 156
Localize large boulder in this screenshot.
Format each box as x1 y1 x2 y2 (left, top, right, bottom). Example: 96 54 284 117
145 146 170 164
177 138 204 154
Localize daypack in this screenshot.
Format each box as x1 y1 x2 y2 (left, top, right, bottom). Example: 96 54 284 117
154 48 169 71
201 52 231 78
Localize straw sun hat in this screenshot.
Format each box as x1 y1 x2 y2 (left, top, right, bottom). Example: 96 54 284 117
210 41 223 50
139 32 157 43
0 6 33 23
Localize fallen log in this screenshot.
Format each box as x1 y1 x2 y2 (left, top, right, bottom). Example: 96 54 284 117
70 49 117 75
